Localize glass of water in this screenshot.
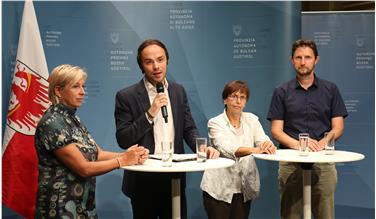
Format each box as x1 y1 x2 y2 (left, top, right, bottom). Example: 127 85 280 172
196 137 207 162
324 132 335 155
299 133 309 156
161 141 173 167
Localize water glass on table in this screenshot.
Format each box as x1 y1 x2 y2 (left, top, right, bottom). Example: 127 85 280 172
324 132 335 155
196 137 207 163
299 133 309 156
161 141 173 167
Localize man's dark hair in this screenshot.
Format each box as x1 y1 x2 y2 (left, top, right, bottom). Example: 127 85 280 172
292 39 319 58
137 39 169 73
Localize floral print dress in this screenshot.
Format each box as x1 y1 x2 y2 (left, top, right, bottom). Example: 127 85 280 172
35 103 98 219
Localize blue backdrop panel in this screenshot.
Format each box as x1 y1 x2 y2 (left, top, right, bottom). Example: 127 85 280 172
302 12 375 216
2 2 300 218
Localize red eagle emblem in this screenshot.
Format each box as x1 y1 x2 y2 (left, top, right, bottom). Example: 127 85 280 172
7 61 50 135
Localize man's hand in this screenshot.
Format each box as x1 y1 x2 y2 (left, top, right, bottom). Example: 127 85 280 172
148 93 168 117
308 138 324 152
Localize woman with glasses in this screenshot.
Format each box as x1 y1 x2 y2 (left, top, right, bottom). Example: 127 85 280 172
200 80 276 219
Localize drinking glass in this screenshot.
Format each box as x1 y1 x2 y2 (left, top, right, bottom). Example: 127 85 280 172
299 133 309 156
196 138 207 162
324 132 335 155
161 141 173 167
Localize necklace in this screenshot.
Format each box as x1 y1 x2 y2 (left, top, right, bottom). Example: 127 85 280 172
230 121 240 128
226 111 241 129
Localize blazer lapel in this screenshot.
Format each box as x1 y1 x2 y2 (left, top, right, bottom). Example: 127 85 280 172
168 82 179 128
136 80 151 113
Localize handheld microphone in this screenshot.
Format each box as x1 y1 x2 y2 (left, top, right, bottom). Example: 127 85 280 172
156 82 168 123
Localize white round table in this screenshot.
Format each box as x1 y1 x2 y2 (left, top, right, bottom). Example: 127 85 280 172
122 155 235 219
253 149 365 219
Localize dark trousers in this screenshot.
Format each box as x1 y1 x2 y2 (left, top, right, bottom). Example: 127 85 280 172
203 191 252 219
131 186 187 219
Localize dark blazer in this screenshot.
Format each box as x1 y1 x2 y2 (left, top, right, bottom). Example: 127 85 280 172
114 79 199 197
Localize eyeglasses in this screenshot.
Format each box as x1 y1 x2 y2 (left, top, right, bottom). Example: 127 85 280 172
228 94 247 101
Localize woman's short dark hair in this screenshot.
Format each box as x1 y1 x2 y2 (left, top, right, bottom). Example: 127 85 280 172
222 80 250 101
291 39 319 58
137 39 169 72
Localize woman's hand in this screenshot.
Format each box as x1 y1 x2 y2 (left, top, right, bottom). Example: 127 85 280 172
119 145 149 166
257 141 277 154
206 146 220 159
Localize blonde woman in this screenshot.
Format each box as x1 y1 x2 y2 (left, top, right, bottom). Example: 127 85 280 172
34 64 149 218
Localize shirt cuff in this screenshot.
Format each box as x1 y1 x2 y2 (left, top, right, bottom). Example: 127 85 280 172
145 112 154 124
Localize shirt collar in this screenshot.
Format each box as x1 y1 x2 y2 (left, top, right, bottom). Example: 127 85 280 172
55 103 77 116
143 77 169 93
223 109 243 126
294 74 319 89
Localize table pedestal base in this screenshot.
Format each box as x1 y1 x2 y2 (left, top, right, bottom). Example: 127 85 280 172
172 178 181 219
301 163 313 219
253 150 365 219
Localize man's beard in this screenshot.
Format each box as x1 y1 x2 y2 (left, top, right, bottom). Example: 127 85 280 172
296 67 313 77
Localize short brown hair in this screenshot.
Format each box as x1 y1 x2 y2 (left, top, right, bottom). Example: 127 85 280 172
222 80 250 101
137 39 169 73
292 39 319 58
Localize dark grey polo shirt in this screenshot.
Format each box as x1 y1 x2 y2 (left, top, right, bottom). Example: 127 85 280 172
267 75 348 149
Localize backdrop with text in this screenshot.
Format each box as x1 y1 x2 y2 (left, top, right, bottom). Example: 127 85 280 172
2 2 374 218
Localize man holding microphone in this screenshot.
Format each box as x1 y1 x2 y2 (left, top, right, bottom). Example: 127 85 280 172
114 39 219 219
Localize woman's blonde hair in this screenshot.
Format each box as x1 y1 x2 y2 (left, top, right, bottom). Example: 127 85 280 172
48 64 87 105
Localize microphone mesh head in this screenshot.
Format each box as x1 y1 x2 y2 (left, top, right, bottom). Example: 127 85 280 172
156 82 164 93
